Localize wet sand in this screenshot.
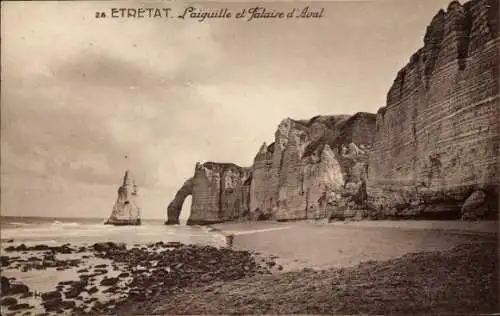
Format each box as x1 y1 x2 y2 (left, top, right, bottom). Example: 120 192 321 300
213 220 499 271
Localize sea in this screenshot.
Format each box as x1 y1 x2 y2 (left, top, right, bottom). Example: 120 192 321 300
0 216 226 247
0 216 228 315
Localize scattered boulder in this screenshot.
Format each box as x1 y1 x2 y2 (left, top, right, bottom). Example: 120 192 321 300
1 297 17 306
42 254 56 261
79 274 90 280
27 256 41 262
32 244 50 251
174 263 184 270
5 244 28 252
8 303 31 311
1 276 11 290
7 283 29 295
4 244 75 254
41 291 62 301
70 280 88 289
61 300 76 309
86 286 99 294
1 256 10 267
102 287 119 294
92 242 126 252
100 277 119 286
42 298 63 311
53 245 73 254
462 190 488 220
165 241 183 248
64 287 81 299
200 273 212 282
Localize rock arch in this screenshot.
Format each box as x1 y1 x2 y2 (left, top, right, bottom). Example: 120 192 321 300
165 177 194 225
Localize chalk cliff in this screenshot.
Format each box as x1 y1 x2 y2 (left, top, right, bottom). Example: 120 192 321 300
106 170 141 226
166 0 498 224
367 0 499 219
251 113 376 221
167 114 376 224
166 162 251 225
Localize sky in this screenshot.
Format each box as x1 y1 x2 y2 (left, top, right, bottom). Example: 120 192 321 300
1 0 456 220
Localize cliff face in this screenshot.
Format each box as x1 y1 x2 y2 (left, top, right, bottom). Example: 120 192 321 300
251 113 376 221
167 0 498 224
367 0 499 219
166 162 251 225
166 114 376 224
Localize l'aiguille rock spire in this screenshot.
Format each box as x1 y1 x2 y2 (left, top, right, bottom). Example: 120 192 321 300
105 168 142 226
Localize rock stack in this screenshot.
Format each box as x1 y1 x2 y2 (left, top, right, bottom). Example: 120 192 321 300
106 170 141 226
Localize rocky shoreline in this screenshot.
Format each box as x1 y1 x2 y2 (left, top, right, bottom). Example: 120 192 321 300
0 241 278 315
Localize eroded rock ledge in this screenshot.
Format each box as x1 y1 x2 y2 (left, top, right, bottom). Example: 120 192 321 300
166 0 498 225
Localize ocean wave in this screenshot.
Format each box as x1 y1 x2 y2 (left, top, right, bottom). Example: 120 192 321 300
50 221 81 227
8 222 33 226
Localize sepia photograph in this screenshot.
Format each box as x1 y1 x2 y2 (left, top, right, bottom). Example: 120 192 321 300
1 0 499 315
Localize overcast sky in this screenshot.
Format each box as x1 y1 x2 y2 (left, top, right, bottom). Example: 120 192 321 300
1 0 455 219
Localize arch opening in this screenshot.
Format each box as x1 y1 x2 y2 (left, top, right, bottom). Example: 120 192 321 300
179 195 192 226
165 177 194 225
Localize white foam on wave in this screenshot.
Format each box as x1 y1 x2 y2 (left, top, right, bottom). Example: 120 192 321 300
229 226 294 236
8 222 33 226
50 221 82 227
1 221 226 248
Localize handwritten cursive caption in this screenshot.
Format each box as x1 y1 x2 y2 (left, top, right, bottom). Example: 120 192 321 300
94 6 326 22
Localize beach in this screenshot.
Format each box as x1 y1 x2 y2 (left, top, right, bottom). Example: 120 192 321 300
1 218 498 315
213 220 499 271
